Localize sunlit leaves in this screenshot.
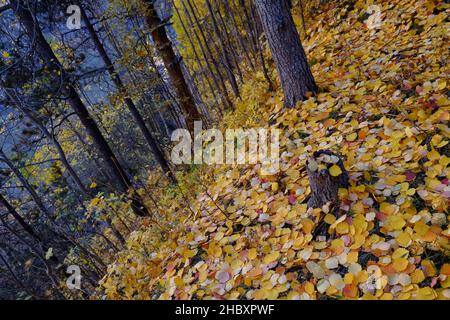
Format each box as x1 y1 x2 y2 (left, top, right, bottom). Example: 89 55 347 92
99 0 449 301
329 165 342 177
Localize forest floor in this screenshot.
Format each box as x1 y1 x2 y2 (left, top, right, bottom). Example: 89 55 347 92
97 0 449 300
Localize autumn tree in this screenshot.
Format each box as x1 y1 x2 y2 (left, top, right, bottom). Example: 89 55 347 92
254 0 317 107
142 0 202 132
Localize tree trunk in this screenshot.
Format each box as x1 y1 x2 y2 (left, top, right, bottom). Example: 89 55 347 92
142 0 201 132
78 4 176 183
212 0 244 84
238 0 259 62
249 0 275 91
0 249 40 299
254 0 317 107
10 0 149 216
299 0 307 36
0 213 64 299
306 150 349 211
66 119 110 183
0 193 44 247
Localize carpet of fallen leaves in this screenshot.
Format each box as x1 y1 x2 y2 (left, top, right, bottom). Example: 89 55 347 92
98 0 449 300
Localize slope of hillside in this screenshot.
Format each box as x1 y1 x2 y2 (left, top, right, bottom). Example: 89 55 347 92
98 0 449 300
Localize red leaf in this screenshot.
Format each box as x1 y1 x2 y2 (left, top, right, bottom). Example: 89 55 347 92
376 211 387 222
405 171 416 182
288 194 297 205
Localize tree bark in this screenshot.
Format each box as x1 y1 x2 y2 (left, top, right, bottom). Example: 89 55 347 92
142 0 201 132
10 0 149 216
254 0 317 107
306 150 349 211
249 0 275 91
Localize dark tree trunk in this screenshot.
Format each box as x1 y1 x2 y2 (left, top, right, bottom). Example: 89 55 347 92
237 0 259 62
10 0 148 216
0 213 64 299
254 0 317 107
299 0 307 36
306 150 349 211
143 0 201 132
0 193 44 246
78 4 176 183
1 150 106 277
0 250 40 299
66 119 110 183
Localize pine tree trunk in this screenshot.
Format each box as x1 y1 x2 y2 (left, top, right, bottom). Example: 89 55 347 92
254 0 317 107
10 0 149 216
143 0 201 132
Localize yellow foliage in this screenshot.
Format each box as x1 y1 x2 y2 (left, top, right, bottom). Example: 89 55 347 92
96 0 449 301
